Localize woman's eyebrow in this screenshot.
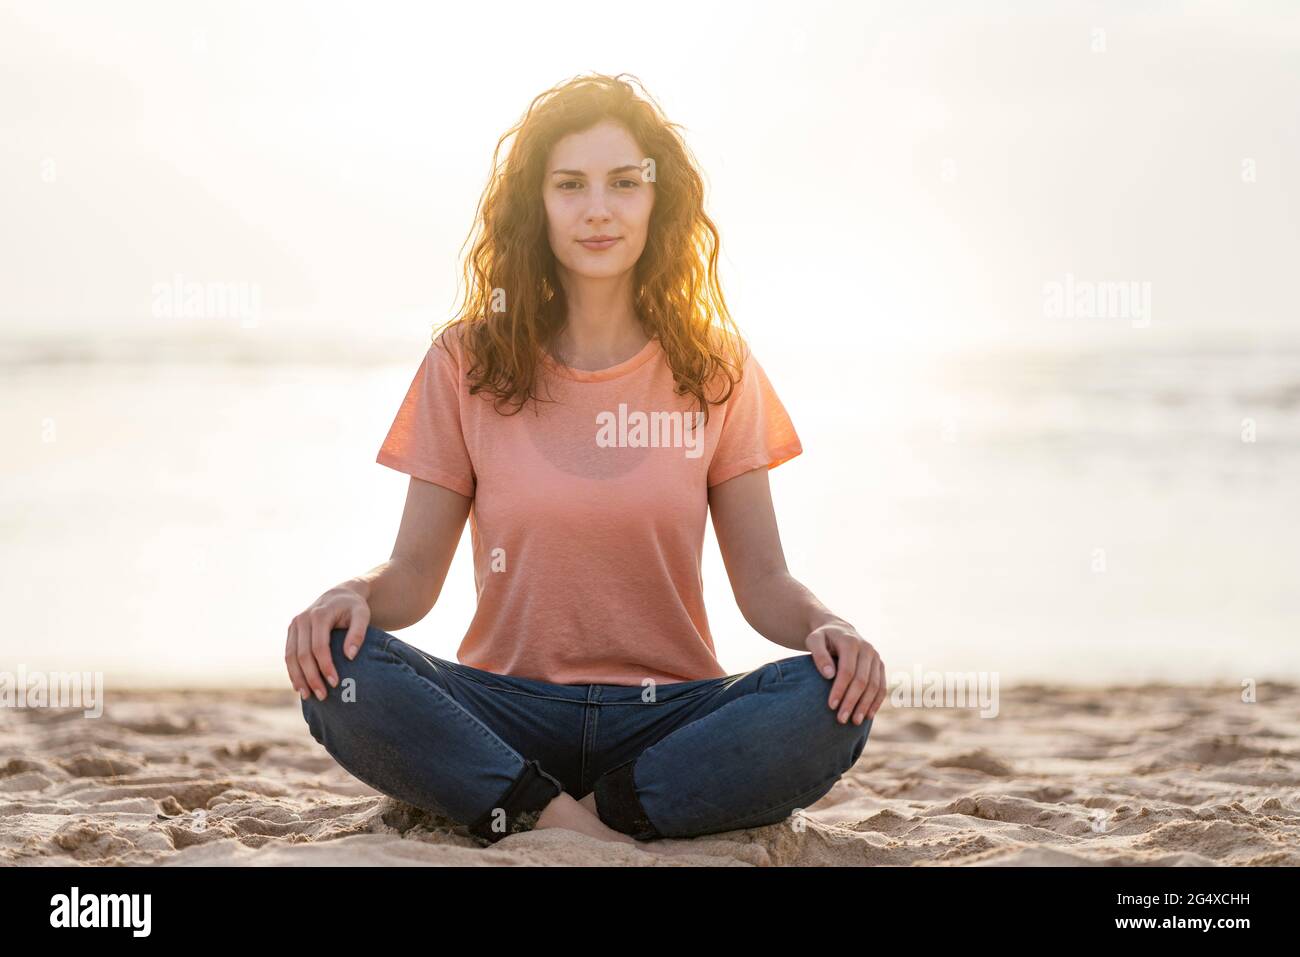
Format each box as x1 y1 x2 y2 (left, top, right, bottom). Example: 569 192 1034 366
550 164 642 176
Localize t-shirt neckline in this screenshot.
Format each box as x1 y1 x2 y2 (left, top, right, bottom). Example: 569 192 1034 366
539 334 661 382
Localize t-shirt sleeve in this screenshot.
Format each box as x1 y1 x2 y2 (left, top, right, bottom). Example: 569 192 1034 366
375 339 476 498
706 347 803 488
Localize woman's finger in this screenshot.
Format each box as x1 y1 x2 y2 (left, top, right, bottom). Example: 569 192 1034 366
837 646 871 724
865 655 887 719
851 645 878 723
855 652 884 723
805 630 836 681
309 609 340 690
827 635 860 720
342 605 370 661
844 650 872 724
285 619 309 699
296 623 328 701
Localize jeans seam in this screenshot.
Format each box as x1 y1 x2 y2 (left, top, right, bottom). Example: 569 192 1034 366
595 689 714 704
431 668 594 705
580 703 589 794
379 630 727 704
590 700 600 788
384 636 585 705
387 634 720 705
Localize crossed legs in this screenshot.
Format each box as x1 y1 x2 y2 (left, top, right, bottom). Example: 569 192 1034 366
301 628 873 847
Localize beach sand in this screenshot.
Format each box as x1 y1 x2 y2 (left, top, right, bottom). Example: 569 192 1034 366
3 682 1298 866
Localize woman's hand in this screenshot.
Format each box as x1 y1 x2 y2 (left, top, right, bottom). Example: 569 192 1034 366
804 620 885 726
285 585 371 701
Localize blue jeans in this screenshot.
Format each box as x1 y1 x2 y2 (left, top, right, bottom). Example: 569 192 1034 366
301 626 873 845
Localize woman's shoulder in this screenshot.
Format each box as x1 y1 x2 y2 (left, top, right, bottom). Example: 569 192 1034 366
701 322 750 362
698 324 756 402
429 321 473 369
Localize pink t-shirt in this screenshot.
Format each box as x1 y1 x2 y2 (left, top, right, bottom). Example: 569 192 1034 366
375 327 802 686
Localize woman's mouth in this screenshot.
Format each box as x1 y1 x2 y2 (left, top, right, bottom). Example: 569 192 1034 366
578 237 620 251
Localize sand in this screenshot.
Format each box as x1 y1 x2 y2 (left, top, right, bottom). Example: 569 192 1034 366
2 682 1298 866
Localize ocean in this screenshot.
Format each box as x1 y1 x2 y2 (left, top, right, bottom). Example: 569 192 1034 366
3 329 1297 688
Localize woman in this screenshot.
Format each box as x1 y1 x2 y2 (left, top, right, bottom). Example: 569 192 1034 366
286 73 885 850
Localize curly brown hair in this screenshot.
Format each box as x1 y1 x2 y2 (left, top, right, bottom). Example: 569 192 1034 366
430 71 749 423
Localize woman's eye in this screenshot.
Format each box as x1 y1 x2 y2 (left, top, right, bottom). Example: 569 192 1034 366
556 179 639 191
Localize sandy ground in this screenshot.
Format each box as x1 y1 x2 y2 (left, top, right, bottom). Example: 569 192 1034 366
3 682 1299 866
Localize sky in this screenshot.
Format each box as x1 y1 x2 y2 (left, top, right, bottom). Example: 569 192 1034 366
2 0 1297 360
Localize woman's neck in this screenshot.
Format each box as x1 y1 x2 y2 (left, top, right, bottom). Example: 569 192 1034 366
550 310 647 371
549 268 649 370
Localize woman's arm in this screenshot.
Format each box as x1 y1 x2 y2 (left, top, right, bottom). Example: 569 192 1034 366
349 476 472 631
708 468 886 724
286 476 471 700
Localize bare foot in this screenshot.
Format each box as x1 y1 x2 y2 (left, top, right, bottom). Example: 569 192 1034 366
535 791 646 847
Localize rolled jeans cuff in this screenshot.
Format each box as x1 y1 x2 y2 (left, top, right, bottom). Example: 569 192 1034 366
592 758 662 841
467 759 563 845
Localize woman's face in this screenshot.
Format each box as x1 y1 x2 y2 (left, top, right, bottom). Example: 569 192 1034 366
543 119 655 286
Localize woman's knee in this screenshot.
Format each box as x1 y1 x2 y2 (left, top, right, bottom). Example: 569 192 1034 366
776 653 874 772
333 624 395 663
299 626 397 731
